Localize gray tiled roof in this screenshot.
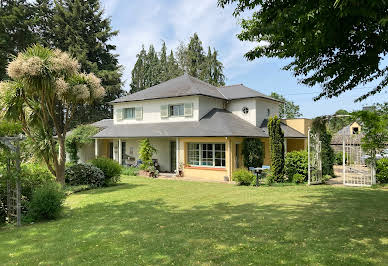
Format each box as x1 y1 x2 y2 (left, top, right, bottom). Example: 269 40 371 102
111 74 279 103
218 84 281 102
112 74 225 103
93 109 305 139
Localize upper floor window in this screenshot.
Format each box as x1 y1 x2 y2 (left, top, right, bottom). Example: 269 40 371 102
169 104 184 117
124 108 135 119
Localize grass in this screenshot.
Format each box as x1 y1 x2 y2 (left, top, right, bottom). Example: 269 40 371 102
1 176 388 265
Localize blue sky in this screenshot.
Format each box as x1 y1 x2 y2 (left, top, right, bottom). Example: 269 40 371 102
100 0 387 118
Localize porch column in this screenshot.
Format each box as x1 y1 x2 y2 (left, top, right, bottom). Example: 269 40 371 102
95 139 99 158
176 137 179 174
226 137 232 181
118 138 122 165
284 139 287 154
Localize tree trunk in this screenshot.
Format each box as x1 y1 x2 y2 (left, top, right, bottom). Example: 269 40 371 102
56 136 66 185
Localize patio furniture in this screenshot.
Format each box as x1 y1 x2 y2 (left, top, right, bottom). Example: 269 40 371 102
249 165 270 186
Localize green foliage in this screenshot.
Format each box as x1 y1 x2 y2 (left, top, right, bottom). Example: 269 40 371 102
26 181 66 222
232 168 255 186
20 163 56 201
268 116 285 182
122 166 139 176
376 158 388 184
130 33 225 93
65 163 105 187
138 139 157 171
353 105 388 171
292 173 305 184
270 92 302 119
312 117 335 176
285 151 308 182
65 125 99 163
241 138 264 168
91 157 121 185
328 110 353 133
218 0 388 101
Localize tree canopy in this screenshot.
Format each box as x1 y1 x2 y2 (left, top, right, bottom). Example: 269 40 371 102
130 33 225 93
0 45 105 184
218 0 388 102
270 92 302 119
0 0 123 127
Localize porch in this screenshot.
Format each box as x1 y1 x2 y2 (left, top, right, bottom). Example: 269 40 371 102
93 137 306 182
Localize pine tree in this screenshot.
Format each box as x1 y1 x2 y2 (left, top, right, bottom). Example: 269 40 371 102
130 45 147 93
166 50 182 80
35 0 124 127
145 45 159 88
158 42 169 82
0 0 37 80
268 116 285 182
186 33 205 77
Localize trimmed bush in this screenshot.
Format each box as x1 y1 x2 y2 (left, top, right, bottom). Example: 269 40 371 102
122 166 139 176
242 138 264 168
65 163 105 187
376 158 388 184
91 157 122 185
27 181 66 221
233 168 255 186
268 116 285 182
285 151 308 182
292 173 305 184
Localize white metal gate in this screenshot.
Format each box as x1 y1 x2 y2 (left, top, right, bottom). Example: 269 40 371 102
342 135 372 187
308 128 323 185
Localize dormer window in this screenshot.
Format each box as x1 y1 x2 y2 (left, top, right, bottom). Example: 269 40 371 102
123 108 135 120
169 104 184 117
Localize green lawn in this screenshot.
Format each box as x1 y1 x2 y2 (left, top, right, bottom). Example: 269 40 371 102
1 176 388 265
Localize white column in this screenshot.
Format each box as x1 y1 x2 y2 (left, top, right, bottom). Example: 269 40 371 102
307 128 310 185
176 137 179 174
118 139 122 165
342 134 346 185
95 139 99 158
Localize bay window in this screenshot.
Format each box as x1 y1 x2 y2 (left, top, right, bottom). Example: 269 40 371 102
187 143 226 167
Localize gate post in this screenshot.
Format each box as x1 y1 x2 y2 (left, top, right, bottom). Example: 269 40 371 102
342 133 346 185
307 128 311 185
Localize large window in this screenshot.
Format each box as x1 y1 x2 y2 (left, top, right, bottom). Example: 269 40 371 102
169 104 184 117
187 143 226 167
123 108 135 119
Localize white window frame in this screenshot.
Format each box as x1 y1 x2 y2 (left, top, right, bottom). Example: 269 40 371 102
123 107 135 120
187 143 226 168
169 104 184 117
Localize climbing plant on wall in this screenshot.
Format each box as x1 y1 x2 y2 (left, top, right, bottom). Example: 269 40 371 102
241 138 264 168
65 125 99 164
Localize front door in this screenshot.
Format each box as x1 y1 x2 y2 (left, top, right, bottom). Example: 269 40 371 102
170 141 176 173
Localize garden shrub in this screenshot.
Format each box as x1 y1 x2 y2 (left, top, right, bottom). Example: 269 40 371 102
335 152 343 165
138 138 157 171
268 116 285 182
91 157 122 185
376 158 388 183
20 163 55 201
26 181 66 221
121 166 139 176
241 138 264 168
292 173 305 184
232 168 255 185
285 151 308 182
65 163 105 187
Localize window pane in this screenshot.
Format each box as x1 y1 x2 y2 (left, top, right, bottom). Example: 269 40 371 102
188 143 200 165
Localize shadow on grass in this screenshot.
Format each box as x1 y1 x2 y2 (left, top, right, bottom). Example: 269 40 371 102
1 187 387 265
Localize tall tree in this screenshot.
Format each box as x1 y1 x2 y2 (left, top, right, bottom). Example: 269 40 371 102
218 0 388 101
35 0 124 126
270 92 302 119
0 45 105 184
0 0 37 81
130 45 147 93
130 33 225 93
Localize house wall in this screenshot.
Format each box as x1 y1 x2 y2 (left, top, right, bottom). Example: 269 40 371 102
283 118 312 135
226 98 257 126
255 98 280 127
113 96 200 124
350 122 361 135
198 96 225 119
286 139 305 152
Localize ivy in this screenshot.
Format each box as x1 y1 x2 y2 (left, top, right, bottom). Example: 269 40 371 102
65 125 99 164
241 138 264 168
268 116 285 182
